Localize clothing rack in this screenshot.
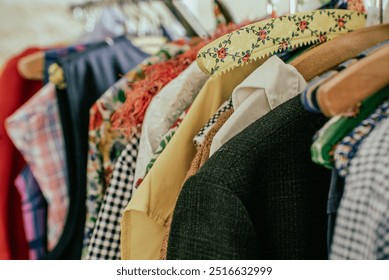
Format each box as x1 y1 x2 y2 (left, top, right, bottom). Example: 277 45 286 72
69 0 209 38
289 0 299 13
163 0 210 37
379 0 384 24
69 0 161 11
214 0 234 23
4 0 389 264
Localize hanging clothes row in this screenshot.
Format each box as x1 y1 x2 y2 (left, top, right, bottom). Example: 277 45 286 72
0 0 253 260
1 0 387 260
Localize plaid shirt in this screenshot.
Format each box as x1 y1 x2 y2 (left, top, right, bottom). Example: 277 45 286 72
6 83 68 251
330 111 389 259
15 166 47 259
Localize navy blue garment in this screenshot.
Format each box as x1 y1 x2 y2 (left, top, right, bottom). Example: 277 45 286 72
15 166 48 259
44 45 86 84
327 169 344 256
321 0 348 9
48 36 149 259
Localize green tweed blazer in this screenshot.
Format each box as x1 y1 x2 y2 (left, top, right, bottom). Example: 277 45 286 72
167 96 331 260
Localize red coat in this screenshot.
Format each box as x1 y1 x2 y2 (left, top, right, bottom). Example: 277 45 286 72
0 48 43 259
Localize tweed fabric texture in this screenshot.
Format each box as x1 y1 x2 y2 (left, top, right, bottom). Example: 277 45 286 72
160 108 234 259
330 116 389 259
167 96 331 260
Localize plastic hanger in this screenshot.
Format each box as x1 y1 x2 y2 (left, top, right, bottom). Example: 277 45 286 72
291 23 389 81
317 44 389 117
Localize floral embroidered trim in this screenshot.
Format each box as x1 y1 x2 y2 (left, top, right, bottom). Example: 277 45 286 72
197 10 366 76
111 22 251 137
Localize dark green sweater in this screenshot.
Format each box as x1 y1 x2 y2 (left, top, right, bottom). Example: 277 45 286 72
167 96 331 260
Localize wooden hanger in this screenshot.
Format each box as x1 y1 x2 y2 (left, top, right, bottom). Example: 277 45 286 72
316 44 389 117
17 51 45 80
291 24 389 81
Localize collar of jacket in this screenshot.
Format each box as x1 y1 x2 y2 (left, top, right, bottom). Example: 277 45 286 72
196 9 366 76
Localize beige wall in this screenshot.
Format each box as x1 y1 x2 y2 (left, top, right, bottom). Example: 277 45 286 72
0 0 84 65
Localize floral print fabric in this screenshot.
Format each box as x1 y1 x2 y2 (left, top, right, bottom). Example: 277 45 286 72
135 109 189 188
197 10 366 76
83 44 189 257
133 62 208 190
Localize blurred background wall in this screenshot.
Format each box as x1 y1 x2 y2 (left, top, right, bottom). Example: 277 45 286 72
1 0 388 65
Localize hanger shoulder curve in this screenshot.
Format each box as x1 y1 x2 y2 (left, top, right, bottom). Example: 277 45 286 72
17 51 45 80
317 44 389 117
291 24 389 81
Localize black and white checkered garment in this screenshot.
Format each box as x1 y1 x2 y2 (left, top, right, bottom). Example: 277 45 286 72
193 97 233 146
86 132 141 259
330 116 389 260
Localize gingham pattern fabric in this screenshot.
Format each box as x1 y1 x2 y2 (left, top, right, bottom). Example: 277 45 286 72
86 130 140 259
83 45 190 257
334 99 389 177
193 98 233 147
330 115 389 259
84 78 128 258
6 83 68 251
